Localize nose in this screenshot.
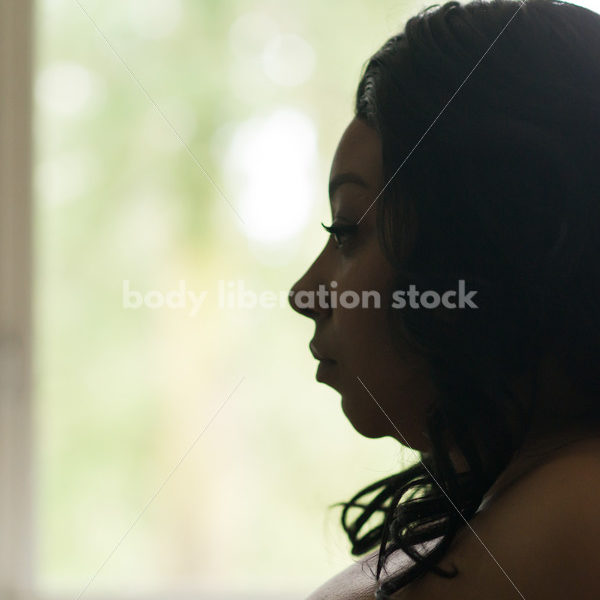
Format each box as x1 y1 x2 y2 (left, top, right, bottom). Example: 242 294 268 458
288 258 331 321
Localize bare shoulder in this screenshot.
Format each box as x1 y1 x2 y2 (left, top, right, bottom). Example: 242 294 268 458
306 436 600 600
387 435 600 599
306 547 412 600
304 549 379 600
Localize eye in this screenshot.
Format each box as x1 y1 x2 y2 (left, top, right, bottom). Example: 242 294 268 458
321 221 358 249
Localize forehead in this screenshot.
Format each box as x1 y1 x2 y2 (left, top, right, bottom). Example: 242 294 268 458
329 118 383 193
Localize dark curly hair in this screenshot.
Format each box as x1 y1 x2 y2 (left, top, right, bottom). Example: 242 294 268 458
328 0 600 597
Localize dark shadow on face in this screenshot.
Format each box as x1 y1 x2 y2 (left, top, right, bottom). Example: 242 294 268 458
289 117 437 451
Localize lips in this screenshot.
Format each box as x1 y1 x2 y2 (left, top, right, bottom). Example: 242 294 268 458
309 340 336 363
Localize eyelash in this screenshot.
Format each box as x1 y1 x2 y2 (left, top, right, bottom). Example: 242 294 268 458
321 221 358 249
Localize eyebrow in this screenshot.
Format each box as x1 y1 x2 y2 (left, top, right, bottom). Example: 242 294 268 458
328 172 369 200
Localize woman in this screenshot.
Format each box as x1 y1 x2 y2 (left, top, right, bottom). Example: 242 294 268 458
288 0 600 598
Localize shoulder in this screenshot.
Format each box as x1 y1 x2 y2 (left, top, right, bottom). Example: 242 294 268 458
306 547 412 600
388 436 600 599
305 549 379 600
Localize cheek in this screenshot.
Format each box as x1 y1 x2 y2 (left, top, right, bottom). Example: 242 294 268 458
328 244 437 446
332 276 436 447
338 311 434 441
340 346 437 448
332 259 401 371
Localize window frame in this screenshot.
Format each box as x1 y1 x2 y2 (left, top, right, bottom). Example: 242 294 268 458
0 0 35 596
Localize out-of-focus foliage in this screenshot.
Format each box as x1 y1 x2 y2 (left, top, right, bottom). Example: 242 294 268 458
34 0 423 595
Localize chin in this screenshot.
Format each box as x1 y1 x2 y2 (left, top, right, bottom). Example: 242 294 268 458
341 394 389 439
341 394 432 450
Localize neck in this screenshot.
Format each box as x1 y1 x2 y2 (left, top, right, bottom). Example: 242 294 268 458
479 419 600 510
480 349 600 508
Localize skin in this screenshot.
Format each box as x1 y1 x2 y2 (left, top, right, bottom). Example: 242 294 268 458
289 116 597 452
383 435 600 600
289 117 437 450
306 434 600 600
292 117 600 599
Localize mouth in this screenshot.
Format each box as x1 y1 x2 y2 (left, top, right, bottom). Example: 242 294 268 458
315 359 337 384
309 341 337 384
309 341 336 364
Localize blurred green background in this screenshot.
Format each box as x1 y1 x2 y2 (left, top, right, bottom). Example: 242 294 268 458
33 0 600 596
32 0 436 596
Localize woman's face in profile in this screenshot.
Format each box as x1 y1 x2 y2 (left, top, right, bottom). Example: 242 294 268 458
289 117 437 450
